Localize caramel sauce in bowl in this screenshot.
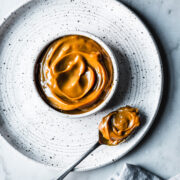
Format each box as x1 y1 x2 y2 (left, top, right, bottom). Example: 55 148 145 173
34 32 118 118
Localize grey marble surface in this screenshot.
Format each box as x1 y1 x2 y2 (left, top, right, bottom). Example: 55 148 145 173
0 0 180 179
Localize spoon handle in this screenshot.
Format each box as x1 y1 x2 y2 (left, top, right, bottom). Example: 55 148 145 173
57 141 100 180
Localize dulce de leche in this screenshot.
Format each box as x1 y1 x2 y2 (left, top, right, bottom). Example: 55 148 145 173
99 106 140 145
35 35 113 114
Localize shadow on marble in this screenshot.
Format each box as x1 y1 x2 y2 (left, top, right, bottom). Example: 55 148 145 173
71 3 171 180
118 0 170 146
111 1 170 177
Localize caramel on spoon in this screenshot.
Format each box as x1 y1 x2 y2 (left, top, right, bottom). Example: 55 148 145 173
57 106 140 180
99 106 140 145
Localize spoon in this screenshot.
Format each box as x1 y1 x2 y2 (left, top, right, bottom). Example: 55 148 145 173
57 141 100 180
57 106 140 180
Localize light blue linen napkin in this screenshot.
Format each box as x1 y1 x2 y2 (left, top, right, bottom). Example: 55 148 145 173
109 164 164 180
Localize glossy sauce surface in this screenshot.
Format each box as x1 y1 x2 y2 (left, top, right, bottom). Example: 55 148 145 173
99 106 140 145
36 35 113 114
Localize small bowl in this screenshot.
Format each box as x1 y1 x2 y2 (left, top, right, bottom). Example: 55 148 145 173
35 31 119 118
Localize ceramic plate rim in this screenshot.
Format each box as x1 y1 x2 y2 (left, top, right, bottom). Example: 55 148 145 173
0 0 164 172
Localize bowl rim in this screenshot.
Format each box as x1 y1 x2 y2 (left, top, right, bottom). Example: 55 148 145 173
34 31 119 118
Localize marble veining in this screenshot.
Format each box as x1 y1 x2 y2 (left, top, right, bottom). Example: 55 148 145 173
0 0 180 180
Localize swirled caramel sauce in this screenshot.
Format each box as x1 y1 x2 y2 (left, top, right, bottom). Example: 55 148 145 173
35 35 113 114
99 106 140 145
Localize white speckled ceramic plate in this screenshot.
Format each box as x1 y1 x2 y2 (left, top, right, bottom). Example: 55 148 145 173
0 0 163 171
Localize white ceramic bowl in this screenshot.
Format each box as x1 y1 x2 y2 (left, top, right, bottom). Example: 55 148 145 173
35 31 119 118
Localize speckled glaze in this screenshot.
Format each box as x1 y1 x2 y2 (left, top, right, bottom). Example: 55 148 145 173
0 0 163 171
